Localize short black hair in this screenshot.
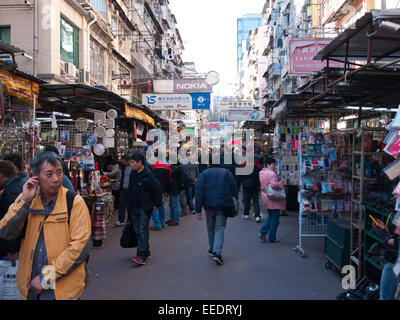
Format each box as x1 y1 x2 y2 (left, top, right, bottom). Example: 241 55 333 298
265 157 276 166
122 154 130 161
30 151 63 175
3 153 22 171
44 145 60 155
131 152 145 164
0 160 17 178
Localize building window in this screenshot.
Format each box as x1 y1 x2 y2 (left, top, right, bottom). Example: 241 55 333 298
90 38 105 84
60 17 79 67
91 0 107 19
0 26 11 44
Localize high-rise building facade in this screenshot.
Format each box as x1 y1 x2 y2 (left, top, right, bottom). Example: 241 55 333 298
237 13 263 73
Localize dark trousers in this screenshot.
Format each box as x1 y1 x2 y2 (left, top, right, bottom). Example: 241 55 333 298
130 208 151 259
112 189 120 210
186 184 195 211
243 190 260 217
118 189 129 223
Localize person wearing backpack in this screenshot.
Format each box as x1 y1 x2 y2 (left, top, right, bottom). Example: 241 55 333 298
0 152 91 300
258 157 286 243
240 155 262 222
128 152 162 265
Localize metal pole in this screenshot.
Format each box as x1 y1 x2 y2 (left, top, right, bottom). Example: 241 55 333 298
32 0 38 157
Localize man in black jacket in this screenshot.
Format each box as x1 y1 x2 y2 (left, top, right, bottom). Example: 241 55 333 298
241 156 262 222
151 160 171 230
0 160 27 262
128 153 162 265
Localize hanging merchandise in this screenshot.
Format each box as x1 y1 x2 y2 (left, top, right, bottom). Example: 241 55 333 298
93 143 105 156
107 109 118 119
95 125 106 138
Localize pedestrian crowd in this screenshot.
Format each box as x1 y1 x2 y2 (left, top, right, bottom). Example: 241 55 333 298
0 142 398 300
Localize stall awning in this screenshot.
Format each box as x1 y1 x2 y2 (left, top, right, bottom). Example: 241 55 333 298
0 69 41 108
125 103 156 127
315 9 400 63
39 83 128 113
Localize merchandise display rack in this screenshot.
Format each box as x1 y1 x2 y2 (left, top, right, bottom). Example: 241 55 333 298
349 127 388 278
294 120 353 257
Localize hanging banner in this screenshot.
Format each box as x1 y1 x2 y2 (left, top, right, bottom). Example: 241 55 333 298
142 93 211 110
0 70 39 107
289 39 343 75
125 104 155 127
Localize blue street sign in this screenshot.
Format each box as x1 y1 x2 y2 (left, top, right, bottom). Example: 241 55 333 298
190 93 211 110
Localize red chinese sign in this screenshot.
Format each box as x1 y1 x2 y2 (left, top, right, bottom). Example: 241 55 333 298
289 39 343 75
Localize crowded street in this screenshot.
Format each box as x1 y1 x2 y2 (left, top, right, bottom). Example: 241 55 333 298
81 201 342 300
2 0 400 304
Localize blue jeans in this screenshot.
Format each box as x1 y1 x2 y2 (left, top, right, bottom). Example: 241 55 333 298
130 208 151 259
118 189 130 223
185 184 195 211
243 191 260 217
380 263 398 300
205 209 227 256
152 197 165 229
169 194 180 223
259 209 280 242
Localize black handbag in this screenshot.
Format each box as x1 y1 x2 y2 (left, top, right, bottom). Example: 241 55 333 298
120 222 138 248
222 170 238 218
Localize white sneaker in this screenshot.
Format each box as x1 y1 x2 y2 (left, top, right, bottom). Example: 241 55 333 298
115 221 124 226
256 217 261 223
243 215 249 220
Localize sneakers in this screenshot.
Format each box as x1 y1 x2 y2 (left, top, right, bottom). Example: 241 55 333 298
208 249 215 257
242 215 249 220
256 217 261 223
168 222 179 226
258 233 266 242
191 210 196 215
269 239 280 243
131 256 146 265
213 254 224 265
115 221 124 227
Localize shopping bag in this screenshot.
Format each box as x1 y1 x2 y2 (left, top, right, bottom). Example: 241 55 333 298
120 222 138 248
0 260 21 300
266 184 286 201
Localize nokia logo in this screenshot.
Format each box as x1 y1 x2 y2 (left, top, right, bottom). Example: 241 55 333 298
176 83 208 90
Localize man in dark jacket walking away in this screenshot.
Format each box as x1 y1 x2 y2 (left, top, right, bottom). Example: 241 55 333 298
183 150 199 215
167 162 185 226
117 155 132 226
195 160 237 265
241 157 262 222
151 160 171 230
128 153 162 265
0 160 27 262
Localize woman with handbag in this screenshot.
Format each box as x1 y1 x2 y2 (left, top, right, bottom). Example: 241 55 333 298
258 157 286 243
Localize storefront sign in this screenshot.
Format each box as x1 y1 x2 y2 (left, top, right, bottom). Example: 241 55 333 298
142 93 211 110
289 39 343 75
154 79 213 93
0 70 39 107
219 100 256 110
125 104 155 127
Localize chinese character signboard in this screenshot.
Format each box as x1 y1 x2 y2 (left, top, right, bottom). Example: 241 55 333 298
142 93 211 110
289 39 343 75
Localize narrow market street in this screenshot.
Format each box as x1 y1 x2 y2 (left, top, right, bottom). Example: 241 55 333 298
82 200 342 300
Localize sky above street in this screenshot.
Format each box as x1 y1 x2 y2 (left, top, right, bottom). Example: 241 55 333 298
169 0 266 97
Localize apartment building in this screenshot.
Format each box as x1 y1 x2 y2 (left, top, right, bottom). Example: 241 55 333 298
0 0 184 104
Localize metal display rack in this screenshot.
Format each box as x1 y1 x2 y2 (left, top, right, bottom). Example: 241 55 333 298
294 125 353 258
349 127 387 278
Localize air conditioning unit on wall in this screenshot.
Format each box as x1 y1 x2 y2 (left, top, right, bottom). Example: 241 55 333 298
64 62 77 78
79 69 90 83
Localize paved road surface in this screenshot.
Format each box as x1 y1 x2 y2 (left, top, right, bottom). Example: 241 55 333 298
81 202 342 300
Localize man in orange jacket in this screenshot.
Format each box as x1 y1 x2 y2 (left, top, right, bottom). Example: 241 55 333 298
0 151 91 300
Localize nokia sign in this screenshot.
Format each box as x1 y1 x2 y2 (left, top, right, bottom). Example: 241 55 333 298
154 79 213 94
174 79 213 93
